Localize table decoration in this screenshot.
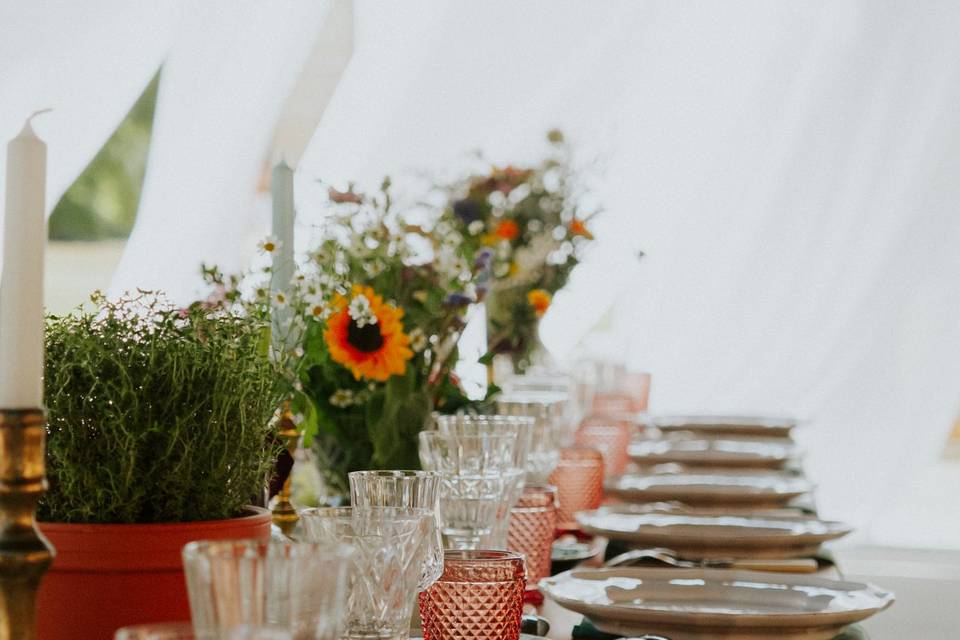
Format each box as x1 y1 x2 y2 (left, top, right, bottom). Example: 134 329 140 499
182 539 352 639
299 507 435 640
496 392 566 482
419 550 526 640
437 130 598 376
540 567 893 640
604 470 813 507
507 484 558 588
418 431 519 549
204 179 486 496
348 470 444 589
36 292 282 639
550 447 605 531
0 113 53 640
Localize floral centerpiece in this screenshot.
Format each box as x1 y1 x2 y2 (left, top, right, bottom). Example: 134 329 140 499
206 179 486 494
440 130 598 374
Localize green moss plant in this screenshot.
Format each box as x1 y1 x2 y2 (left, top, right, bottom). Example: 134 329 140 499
39 291 281 524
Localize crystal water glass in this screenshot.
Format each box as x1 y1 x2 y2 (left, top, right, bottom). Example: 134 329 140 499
419 550 526 640
299 506 435 640
431 415 534 547
548 446 605 531
496 392 567 481
181 540 352 640
347 470 444 589
418 431 519 550
506 484 558 588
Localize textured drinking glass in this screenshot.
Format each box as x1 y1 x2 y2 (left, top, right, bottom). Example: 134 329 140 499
591 392 634 416
299 507 434 640
348 470 443 589
418 432 518 549
548 446 605 530
419 550 526 640
432 415 534 547
496 392 567 481
623 371 652 412
506 485 558 588
182 540 352 640
575 422 633 477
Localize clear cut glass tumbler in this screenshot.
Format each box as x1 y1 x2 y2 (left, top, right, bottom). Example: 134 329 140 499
347 470 444 589
506 484 558 588
181 540 352 640
299 506 435 640
419 550 526 640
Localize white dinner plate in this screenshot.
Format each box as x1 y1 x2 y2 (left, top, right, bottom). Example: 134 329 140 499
540 567 894 640
605 471 813 506
629 438 798 469
652 416 797 438
575 508 851 558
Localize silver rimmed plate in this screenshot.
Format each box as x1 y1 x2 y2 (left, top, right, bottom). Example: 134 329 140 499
605 471 813 506
628 438 799 470
540 567 893 640
652 415 797 438
575 508 851 559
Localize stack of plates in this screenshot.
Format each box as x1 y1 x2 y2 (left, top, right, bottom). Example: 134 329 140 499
575 507 851 559
540 567 894 640
629 437 799 470
605 470 813 506
651 415 797 439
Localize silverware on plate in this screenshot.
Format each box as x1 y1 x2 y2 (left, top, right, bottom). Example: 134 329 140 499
605 547 819 573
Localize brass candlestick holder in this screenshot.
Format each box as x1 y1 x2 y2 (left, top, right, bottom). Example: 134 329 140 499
0 408 54 640
270 408 299 537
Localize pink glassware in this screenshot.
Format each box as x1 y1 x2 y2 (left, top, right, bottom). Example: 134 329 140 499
548 447 604 531
419 550 525 640
506 485 557 588
575 422 633 477
590 392 634 416
623 371 652 412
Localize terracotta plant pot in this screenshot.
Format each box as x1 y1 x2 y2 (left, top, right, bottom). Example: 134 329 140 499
36 506 272 640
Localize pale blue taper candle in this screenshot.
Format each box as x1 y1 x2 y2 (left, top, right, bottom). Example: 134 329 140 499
271 159 295 352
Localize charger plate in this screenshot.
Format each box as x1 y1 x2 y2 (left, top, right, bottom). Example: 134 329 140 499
540 567 893 640
605 471 812 506
651 416 797 438
628 438 798 470
575 509 851 559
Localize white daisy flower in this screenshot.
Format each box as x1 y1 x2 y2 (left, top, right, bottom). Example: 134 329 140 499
259 235 281 254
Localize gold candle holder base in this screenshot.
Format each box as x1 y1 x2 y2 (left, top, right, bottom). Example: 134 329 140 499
0 408 54 640
270 408 299 537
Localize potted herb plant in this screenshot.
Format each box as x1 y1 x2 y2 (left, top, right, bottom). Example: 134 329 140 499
36 292 281 640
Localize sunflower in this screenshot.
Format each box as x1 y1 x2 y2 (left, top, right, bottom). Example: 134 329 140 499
527 289 552 317
324 285 414 382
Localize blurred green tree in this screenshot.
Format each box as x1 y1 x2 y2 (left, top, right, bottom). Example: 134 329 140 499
48 71 159 241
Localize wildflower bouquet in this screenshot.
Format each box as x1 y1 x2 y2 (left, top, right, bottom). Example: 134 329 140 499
206 179 485 493
441 130 597 374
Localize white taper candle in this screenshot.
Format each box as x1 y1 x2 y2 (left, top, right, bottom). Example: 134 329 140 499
0 116 47 407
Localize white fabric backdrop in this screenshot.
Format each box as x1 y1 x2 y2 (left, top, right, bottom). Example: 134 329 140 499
299 0 960 544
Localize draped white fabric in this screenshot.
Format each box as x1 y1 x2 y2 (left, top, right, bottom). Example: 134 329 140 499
300 0 960 544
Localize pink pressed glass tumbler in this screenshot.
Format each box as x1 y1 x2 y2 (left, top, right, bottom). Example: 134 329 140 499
506 485 557 588
548 447 604 531
575 422 633 477
419 550 525 640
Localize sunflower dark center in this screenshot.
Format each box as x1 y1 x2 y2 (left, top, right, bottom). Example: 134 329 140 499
347 319 384 353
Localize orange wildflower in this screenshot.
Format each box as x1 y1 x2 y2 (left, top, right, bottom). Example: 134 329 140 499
527 289 552 318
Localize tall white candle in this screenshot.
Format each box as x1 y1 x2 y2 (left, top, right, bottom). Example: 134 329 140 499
0 116 47 407
270 159 295 352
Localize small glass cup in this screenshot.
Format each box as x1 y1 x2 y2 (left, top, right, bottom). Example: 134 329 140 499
181 540 352 640
506 485 558 588
299 506 434 640
432 415 534 548
418 431 518 549
419 550 526 640
496 392 567 481
548 446 605 530
575 422 633 477
348 470 444 589
623 371 652 412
